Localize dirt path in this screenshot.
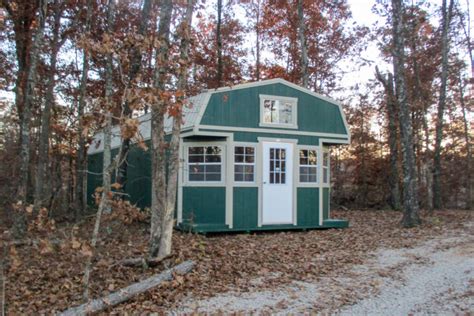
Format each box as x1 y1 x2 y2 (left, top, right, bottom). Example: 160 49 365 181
173 222 474 314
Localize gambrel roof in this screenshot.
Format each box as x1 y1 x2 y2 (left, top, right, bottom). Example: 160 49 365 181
88 78 350 155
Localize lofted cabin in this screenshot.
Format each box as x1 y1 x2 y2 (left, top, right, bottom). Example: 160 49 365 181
87 78 351 232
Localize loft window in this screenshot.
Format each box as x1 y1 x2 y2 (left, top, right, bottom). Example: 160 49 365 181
299 149 318 183
234 146 255 182
260 95 298 128
188 146 222 182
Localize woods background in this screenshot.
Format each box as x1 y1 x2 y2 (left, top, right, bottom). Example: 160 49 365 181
0 0 472 229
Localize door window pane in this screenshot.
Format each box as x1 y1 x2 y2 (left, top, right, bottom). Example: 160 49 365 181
269 147 286 184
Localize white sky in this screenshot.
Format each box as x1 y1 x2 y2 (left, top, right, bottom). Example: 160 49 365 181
342 0 474 97
1 0 473 106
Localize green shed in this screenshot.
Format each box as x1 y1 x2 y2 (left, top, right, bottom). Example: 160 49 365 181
87 78 350 232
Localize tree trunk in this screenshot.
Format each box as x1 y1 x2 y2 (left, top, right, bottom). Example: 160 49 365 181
391 0 420 227
82 0 115 302
115 0 152 190
149 0 173 258
297 0 309 88
459 75 473 210
17 0 47 202
75 0 93 216
102 0 116 214
82 151 120 302
255 0 261 81
157 0 194 260
216 0 223 88
375 67 401 211
34 1 62 211
432 0 454 209
62 261 194 316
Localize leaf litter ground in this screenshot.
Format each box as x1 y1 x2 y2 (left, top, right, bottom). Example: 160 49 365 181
1 209 472 314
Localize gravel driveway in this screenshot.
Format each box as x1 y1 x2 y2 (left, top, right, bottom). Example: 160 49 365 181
173 222 474 314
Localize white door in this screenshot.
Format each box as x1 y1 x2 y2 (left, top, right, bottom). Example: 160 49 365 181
262 141 294 224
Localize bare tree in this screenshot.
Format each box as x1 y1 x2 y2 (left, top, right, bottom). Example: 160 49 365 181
297 0 309 88
216 0 223 87
458 0 472 210
149 0 173 258
34 0 67 211
432 0 455 209
375 67 402 211
391 0 420 227
1 0 47 237
75 0 94 216
243 0 263 81
2 0 47 202
82 0 116 302
102 0 116 214
458 75 473 210
157 0 195 259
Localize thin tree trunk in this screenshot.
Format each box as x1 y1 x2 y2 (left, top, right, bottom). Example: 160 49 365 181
375 67 402 211
102 0 116 214
459 75 473 210
34 1 62 211
432 0 454 209
82 156 120 301
391 0 420 227
297 0 309 88
408 17 433 211
82 0 115 302
149 0 173 258
216 0 223 88
65 261 194 316
255 0 261 81
17 0 47 202
75 0 93 216
116 0 152 189
157 0 194 260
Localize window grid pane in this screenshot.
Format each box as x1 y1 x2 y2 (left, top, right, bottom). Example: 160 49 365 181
188 146 222 182
299 149 318 183
234 146 255 182
269 147 286 184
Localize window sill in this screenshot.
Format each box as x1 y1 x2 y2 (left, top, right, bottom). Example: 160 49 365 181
183 182 226 187
258 123 299 130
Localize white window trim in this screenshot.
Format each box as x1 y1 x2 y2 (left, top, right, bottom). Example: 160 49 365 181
259 94 298 129
183 142 226 186
322 147 330 187
297 145 320 187
233 143 257 185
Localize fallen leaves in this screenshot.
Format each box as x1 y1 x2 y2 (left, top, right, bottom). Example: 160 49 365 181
1 209 472 314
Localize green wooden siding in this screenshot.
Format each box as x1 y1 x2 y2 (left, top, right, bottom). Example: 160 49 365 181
182 187 226 225
125 146 151 208
233 187 258 229
200 83 347 135
86 145 151 209
323 187 330 220
87 153 103 205
297 188 319 226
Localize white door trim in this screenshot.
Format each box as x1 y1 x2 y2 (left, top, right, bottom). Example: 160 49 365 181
261 140 295 225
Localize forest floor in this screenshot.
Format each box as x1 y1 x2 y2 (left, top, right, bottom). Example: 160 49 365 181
1 209 473 314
